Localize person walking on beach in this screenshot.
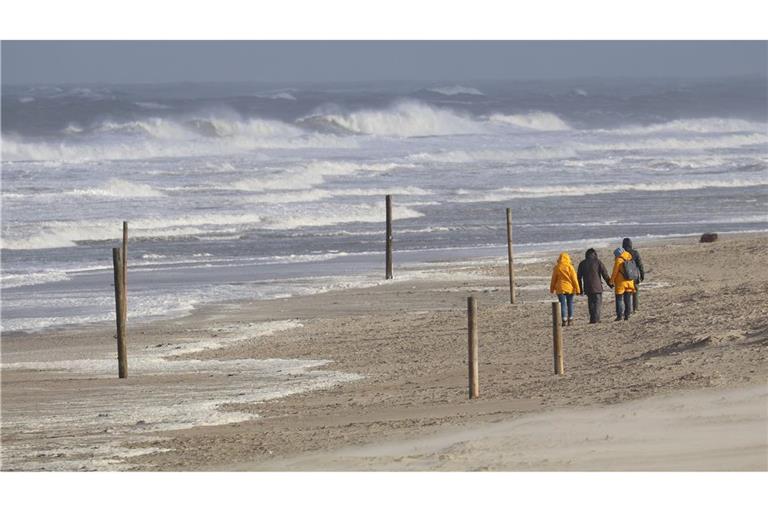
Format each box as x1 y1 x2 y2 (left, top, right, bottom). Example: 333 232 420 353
611 247 638 321
550 252 581 327
622 237 645 312
577 248 613 324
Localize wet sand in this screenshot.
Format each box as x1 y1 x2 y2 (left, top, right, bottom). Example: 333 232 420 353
2 234 767 470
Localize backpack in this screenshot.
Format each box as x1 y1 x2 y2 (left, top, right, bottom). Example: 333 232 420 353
621 258 640 281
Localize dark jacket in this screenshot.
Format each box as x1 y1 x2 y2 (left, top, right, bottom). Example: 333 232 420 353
622 238 645 281
577 249 612 294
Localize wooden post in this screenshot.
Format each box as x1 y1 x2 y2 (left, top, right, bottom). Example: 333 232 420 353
112 248 128 378
385 194 393 280
122 221 128 291
552 301 564 375
506 208 516 304
467 296 479 398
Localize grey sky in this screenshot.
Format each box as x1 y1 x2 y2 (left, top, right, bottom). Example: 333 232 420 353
2 41 766 85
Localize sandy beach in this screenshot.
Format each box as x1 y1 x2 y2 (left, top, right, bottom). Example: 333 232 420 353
1 234 767 471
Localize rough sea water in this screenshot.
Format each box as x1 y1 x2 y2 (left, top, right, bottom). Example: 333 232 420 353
2 78 767 332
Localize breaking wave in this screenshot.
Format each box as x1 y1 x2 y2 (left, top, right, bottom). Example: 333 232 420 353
228 161 406 192
1 204 424 250
488 112 571 131
0 270 71 289
263 204 424 230
253 91 297 101
299 101 484 137
2 179 166 201
423 85 485 96
243 186 431 205
608 118 768 135
1 119 355 162
67 179 166 198
453 177 768 202
407 146 578 163
580 133 768 152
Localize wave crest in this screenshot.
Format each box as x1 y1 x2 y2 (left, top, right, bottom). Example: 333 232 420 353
488 112 571 131
299 101 484 137
423 85 485 96
609 118 768 135
453 178 768 202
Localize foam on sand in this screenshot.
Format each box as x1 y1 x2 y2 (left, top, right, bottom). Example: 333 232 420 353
1 320 362 470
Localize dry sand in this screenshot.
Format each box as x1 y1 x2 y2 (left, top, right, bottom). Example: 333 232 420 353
1 234 767 471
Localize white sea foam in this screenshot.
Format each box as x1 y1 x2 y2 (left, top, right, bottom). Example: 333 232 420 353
0 270 71 289
424 85 485 96
581 133 768 152
607 118 768 135
229 160 405 192
263 204 424 230
407 132 766 165
253 91 297 101
1 204 424 250
69 179 166 198
301 101 484 137
246 189 334 204
488 112 571 131
1 213 263 250
2 179 166 201
407 146 577 163
134 101 172 109
452 178 768 202
1 320 361 470
62 123 84 134
328 186 432 197
1 117 356 162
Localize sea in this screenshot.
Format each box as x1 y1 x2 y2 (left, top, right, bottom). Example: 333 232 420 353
2 77 767 333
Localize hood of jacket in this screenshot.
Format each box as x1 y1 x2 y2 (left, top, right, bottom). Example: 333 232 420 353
557 252 572 266
622 237 633 251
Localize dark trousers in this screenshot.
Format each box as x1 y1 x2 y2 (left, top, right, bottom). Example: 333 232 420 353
632 282 639 311
586 293 602 323
615 293 634 320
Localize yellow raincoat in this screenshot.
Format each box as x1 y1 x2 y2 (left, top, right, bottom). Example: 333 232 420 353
550 252 581 295
611 250 637 295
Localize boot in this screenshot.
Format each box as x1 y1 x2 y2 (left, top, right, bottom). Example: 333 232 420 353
561 320 566 327
567 318 572 326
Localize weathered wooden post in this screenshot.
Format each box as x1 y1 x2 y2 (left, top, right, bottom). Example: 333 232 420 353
385 194 393 280
506 208 516 304
112 248 128 378
552 301 564 375
468 296 479 398
122 221 128 291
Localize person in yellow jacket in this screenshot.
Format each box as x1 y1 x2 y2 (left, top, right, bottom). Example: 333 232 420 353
611 247 637 321
550 252 581 326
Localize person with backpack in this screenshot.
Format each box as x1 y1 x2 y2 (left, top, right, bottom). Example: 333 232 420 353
577 248 613 324
622 237 645 312
611 247 638 321
550 252 581 327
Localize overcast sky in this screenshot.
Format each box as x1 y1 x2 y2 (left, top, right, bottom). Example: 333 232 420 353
2 41 766 85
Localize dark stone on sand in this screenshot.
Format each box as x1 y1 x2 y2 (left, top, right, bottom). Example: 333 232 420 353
700 233 718 243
